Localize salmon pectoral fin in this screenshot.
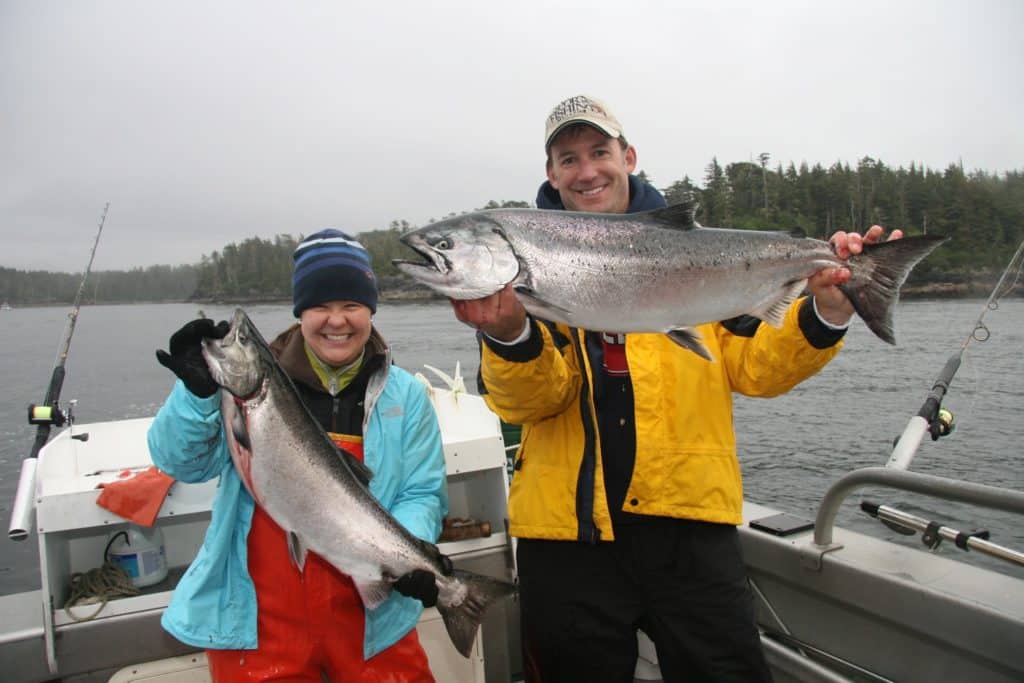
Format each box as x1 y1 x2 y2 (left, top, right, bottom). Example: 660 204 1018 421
286 531 308 572
749 279 807 328
513 285 573 320
666 327 712 361
229 406 251 451
223 400 260 501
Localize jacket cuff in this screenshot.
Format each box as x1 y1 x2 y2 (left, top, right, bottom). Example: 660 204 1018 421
480 317 544 362
799 297 847 349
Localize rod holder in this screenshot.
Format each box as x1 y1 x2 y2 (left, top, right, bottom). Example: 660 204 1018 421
8 458 38 541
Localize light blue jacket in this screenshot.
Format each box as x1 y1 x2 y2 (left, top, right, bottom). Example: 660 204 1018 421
147 341 447 659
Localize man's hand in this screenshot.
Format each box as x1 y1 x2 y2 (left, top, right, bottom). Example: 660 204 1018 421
155 318 230 397
808 225 904 326
450 284 528 342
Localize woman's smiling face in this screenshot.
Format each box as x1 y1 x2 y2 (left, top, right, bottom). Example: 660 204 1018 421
299 300 372 366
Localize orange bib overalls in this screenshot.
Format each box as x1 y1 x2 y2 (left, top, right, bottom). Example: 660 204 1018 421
206 435 434 682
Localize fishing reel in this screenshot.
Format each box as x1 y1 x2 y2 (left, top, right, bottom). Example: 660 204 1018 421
28 402 67 428
928 408 955 441
28 399 80 430
28 400 86 441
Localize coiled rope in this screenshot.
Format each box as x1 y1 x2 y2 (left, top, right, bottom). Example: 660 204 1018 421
63 530 140 622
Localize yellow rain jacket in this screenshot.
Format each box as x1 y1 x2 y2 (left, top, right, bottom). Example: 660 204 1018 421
481 297 842 542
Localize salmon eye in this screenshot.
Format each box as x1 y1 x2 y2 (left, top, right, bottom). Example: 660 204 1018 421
433 238 453 250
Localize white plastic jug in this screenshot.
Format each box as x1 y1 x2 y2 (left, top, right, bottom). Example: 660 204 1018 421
107 525 168 588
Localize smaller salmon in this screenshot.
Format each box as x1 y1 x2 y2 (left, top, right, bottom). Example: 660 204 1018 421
202 309 515 657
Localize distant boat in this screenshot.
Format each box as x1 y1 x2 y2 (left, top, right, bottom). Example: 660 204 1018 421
1 301 11 311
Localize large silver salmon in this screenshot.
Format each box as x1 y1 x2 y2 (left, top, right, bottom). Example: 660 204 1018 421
393 201 946 359
201 309 514 658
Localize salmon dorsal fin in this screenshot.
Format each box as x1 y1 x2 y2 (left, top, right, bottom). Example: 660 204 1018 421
329 440 373 487
646 199 700 230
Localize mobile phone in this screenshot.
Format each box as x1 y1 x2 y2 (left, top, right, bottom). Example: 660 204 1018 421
749 513 815 537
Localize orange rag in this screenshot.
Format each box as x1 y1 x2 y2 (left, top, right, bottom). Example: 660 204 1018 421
95 466 175 527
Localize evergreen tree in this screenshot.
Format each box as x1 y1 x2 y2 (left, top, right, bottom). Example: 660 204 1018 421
701 157 731 225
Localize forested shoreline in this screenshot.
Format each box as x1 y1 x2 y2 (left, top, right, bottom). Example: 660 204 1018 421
3 157 1022 306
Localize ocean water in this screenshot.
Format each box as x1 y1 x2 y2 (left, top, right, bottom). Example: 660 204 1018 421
1 299 1021 595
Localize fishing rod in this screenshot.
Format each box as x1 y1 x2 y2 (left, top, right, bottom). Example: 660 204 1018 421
885 238 1024 471
8 203 109 541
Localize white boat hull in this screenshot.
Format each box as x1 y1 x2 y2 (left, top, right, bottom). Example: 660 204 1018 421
2 387 1022 682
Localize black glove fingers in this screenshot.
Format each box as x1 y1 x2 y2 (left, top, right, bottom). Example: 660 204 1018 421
168 318 228 355
157 318 225 398
394 569 440 607
155 349 175 371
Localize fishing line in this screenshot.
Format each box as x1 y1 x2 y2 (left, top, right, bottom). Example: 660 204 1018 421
940 238 1024 444
869 241 1024 549
959 239 1024 354
886 239 1024 471
9 203 109 542
48 203 109 374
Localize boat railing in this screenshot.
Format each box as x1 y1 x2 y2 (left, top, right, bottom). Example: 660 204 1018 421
804 466 1024 570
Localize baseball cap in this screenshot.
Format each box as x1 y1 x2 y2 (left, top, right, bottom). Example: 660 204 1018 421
544 95 625 149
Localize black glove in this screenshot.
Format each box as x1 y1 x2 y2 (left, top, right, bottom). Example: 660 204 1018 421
394 569 439 608
156 318 230 398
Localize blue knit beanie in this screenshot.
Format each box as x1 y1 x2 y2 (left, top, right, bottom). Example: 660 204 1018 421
292 229 378 317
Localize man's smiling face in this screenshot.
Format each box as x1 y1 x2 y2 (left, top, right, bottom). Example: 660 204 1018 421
546 124 637 214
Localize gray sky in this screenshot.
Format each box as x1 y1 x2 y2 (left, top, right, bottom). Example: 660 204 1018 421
2 0 1021 272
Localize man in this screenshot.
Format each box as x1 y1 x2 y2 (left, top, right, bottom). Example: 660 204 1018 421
451 95 901 682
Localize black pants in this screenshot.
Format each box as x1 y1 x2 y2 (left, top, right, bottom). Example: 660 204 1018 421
517 520 772 683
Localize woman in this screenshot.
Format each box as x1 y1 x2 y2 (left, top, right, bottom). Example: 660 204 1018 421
148 230 446 681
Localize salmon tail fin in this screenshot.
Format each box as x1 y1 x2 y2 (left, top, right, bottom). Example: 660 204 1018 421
437 570 516 658
842 234 947 344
